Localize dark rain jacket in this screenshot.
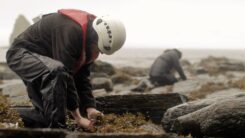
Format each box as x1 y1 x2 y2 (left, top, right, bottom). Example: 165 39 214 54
10 12 97 111
149 50 187 80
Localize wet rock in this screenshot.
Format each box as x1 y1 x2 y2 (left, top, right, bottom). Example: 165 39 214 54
113 84 135 92
225 71 245 79
91 77 113 91
92 89 108 97
91 60 115 76
174 76 245 101
173 74 230 97
174 95 245 138
96 93 188 123
111 73 137 85
188 82 227 100
192 66 208 75
90 72 109 78
0 80 29 106
173 78 209 96
162 89 245 137
0 63 19 80
162 98 217 133
162 89 245 130
149 86 173 94
0 79 26 97
130 78 154 93
206 88 245 99
109 90 133 95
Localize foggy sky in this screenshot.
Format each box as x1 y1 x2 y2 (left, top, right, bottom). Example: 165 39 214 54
1 0 245 49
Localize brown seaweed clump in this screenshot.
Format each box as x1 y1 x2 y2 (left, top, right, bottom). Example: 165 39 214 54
198 56 227 76
111 72 139 85
116 67 149 77
94 113 153 133
0 92 24 128
66 113 156 133
228 78 245 90
188 82 227 100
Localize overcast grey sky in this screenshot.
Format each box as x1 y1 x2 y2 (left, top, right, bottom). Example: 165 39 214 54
1 0 245 49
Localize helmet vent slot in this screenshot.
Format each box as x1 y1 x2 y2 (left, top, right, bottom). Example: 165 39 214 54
96 19 103 25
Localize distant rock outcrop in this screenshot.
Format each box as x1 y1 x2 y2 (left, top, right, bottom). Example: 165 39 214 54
192 56 245 75
9 15 31 45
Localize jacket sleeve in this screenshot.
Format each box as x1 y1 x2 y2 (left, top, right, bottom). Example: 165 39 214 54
51 24 83 111
172 56 187 80
66 75 80 111
74 63 96 112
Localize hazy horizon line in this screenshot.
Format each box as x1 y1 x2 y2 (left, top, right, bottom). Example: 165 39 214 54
0 45 244 50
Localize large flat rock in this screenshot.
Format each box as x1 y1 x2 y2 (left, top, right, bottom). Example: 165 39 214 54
96 93 187 123
162 89 245 137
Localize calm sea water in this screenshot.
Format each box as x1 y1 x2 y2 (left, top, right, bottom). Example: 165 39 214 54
99 48 245 68
1 47 244 68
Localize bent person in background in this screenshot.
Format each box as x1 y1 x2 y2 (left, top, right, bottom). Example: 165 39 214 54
149 49 187 86
6 9 126 130
132 49 187 92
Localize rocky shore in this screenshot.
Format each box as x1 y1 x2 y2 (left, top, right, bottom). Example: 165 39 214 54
0 56 244 138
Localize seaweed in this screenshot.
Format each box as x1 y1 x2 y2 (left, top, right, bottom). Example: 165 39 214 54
228 78 245 90
188 82 227 100
111 72 139 85
95 113 149 133
0 92 24 128
66 113 158 133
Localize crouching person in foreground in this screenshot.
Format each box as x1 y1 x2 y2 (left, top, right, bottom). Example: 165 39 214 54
6 9 126 130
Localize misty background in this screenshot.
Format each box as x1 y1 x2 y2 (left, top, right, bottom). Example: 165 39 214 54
1 0 245 49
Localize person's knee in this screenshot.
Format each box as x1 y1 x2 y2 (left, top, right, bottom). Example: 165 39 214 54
40 62 68 106
49 62 69 78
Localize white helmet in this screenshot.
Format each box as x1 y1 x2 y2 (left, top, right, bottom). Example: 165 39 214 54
92 16 126 55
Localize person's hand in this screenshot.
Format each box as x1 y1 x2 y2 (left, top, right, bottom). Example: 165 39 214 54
70 108 96 132
76 117 96 132
86 108 104 122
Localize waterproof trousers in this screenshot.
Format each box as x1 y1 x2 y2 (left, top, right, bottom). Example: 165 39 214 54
150 74 177 86
6 48 75 128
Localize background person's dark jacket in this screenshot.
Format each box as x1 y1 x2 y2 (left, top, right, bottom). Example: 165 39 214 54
149 49 187 81
9 13 96 111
